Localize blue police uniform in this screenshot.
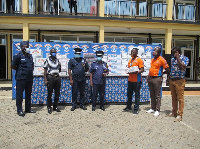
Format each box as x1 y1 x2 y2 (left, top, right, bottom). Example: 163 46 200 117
68 57 89 108
89 61 109 109
12 51 34 113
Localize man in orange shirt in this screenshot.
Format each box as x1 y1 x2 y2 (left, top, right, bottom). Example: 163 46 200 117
123 48 144 114
146 46 170 116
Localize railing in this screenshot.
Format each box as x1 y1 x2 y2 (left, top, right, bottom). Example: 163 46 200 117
104 0 167 19
0 0 199 22
0 0 22 13
174 4 197 22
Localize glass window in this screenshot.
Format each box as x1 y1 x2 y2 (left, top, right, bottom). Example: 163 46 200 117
0 35 6 44
43 35 60 42
105 37 114 43
12 35 36 42
132 37 147 44
79 36 95 43
115 38 132 43
60 36 77 43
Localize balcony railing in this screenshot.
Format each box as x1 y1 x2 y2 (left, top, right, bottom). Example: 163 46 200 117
0 0 199 22
105 0 167 19
174 4 196 22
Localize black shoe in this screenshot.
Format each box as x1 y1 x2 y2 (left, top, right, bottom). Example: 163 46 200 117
92 107 95 111
48 107 52 114
71 107 76 111
17 111 25 117
123 107 132 111
80 106 87 110
53 107 61 112
25 110 36 113
100 107 105 111
133 110 139 115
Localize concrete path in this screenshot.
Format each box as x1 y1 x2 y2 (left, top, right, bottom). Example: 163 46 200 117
0 90 199 149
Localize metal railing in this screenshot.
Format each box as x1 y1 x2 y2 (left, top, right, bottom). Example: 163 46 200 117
0 0 199 22
104 0 167 19
173 4 197 22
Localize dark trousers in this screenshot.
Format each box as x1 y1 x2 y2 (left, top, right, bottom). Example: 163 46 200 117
127 81 142 111
148 77 162 111
92 84 105 108
72 79 85 107
16 80 33 113
47 75 61 108
6 0 15 13
69 0 77 15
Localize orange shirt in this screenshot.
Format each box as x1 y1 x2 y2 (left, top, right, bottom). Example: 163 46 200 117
128 57 144 82
149 56 169 76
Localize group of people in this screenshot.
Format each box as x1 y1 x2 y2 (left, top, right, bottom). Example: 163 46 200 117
12 41 189 122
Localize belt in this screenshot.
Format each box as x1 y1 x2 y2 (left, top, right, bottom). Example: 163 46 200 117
48 74 59 77
170 78 183 81
149 76 162 78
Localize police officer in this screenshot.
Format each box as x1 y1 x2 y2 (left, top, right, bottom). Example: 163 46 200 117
44 49 61 114
11 41 35 117
89 50 109 111
68 48 89 111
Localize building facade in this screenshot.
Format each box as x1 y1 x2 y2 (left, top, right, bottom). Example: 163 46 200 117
0 0 200 81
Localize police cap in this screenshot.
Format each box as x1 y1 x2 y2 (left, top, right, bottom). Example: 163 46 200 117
74 48 82 54
96 50 104 57
20 41 29 46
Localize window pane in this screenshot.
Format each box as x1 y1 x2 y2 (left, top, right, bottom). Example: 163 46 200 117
0 35 6 44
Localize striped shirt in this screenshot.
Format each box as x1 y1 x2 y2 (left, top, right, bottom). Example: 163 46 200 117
43 57 61 75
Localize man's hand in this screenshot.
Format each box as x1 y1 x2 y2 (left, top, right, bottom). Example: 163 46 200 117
44 80 48 86
70 80 73 86
174 52 180 58
146 75 149 83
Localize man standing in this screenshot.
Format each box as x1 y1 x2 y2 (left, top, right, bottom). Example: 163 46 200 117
123 48 144 114
11 41 35 117
146 46 169 117
68 0 77 15
44 49 61 114
168 47 189 122
89 50 109 111
68 48 89 111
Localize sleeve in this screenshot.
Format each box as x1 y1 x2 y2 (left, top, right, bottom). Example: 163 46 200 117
85 60 89 72
183 56 189 66
11 54 21 67
106 63 109 72
127 59 131 68
58 60 61 70
162 58 169 69
68 59 72 69
89 63 94 73
138 58 144 68
43 59 48 69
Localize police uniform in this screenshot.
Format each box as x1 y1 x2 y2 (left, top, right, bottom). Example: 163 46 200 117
89 50 109 111
44 55 61 113
68 48 89 110
11 41 34 116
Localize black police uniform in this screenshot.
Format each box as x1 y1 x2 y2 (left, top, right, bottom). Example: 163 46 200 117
12 51 34 114
68 51 89 109
89 51 109 110
44 56 61 111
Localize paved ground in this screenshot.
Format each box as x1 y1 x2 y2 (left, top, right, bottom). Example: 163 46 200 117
0 90 200 149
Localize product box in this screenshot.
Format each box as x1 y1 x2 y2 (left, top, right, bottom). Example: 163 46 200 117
125 66 139 73
30 49 42 58
107 54 121 60
59 72 67 76
33 67 44 76
35 58 46 67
